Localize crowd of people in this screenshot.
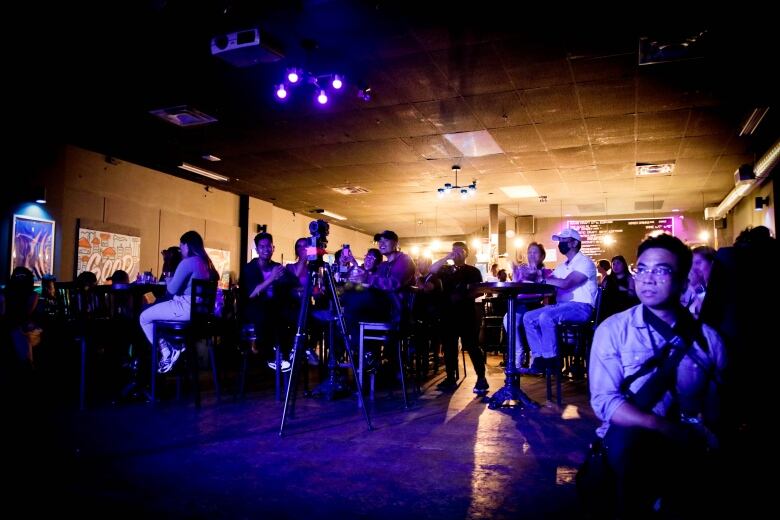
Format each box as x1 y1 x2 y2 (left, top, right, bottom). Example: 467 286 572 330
2 223 775 517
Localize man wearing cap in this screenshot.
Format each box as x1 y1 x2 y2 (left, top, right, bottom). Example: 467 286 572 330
343 230 416 344
521 228 597 373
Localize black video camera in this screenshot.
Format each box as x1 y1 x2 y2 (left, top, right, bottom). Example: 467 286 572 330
307 219 330 262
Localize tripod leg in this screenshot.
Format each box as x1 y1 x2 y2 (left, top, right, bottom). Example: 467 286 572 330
323 269 373 431
280 277 313 436
398 338 408 409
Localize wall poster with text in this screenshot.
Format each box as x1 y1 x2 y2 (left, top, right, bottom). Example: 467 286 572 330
77 224 141 284
11 214 56 285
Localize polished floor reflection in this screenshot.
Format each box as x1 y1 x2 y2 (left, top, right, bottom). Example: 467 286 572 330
15 354 599 518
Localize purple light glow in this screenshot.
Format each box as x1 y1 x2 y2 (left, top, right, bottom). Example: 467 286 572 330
317 90 328 105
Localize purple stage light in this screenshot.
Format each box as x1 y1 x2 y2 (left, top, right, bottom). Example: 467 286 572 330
275 84 287 99
332 75 343 89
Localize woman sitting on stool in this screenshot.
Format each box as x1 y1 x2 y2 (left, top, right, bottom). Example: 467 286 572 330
139 231 218 374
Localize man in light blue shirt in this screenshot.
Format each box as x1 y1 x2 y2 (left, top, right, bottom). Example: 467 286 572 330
588 233 725 516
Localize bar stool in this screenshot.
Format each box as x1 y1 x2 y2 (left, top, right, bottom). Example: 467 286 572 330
357 321 408 408
151 279 218 408
547 288 603 405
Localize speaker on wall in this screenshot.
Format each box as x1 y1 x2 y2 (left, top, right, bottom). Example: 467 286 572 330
714 218 727 229
256 224 267 233
515 215 535 234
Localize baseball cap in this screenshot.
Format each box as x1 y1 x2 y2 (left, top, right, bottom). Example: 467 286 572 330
373 230 399 242
551 228 582 242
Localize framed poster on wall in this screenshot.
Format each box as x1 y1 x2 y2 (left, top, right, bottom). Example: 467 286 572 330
205 247 231 288
76 220 141 284
11 214 56 285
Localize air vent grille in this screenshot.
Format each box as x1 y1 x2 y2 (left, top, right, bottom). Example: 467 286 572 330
332 186 370 195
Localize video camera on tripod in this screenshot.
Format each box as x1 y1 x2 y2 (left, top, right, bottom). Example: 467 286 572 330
280 218 373 435
306 219 330 263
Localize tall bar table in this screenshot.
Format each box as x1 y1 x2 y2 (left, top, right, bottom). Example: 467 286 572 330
470 281 555 410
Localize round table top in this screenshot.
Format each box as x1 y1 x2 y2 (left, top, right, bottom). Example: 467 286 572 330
470 281 555 297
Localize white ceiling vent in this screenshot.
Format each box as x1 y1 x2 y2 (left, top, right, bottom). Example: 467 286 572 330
636 162 674 176
332 186 370 195
149 105 218 127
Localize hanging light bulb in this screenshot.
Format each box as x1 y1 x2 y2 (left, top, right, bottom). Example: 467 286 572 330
275 84 287 99
317 89 328 105
331 74 343 89
287 68 300 83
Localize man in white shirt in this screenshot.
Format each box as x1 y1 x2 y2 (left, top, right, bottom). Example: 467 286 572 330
521 228 597 372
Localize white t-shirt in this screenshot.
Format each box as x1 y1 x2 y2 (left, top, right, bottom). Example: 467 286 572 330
552 251 597 306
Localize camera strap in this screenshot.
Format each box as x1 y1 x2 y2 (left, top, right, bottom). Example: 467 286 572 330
619 306 696 412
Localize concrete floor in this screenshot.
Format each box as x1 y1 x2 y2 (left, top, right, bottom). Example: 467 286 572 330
13 355 605 518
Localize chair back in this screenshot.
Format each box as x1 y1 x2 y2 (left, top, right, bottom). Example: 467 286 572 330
54 281 76 317
191 278 218 324
592 286 604 325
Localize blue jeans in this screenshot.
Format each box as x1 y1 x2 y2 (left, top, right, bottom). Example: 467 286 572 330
522 301 592 358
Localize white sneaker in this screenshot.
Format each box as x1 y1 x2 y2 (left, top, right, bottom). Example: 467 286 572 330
267 360 292 372
158 343 172 374
158 339 184 374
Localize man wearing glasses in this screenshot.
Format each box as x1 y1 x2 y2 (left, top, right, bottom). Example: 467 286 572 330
521 228 598 374
588 233 725 517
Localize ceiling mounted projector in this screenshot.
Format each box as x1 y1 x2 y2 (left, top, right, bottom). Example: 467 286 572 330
210 28 283 67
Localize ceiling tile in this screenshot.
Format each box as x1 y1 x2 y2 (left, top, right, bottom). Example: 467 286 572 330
637 110 690 140
401 135 461 159
509 151 557 171
636 138 682 163
570 54 636 83
489 125 545 153
430 43 515 96
464 91 531 128
507 59 572 89
521 85 581 123
536 120 589 149
578 78 635 118
585 114 636 145
550 146 593 168
414 97 483 133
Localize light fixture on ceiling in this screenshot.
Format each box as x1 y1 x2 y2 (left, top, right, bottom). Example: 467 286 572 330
705 138 780 219
710 182 753 218
739 107 770 136
178 162 230 182
274 70 354 106
310 208 347 221
437 165 476 199
33 186 46 204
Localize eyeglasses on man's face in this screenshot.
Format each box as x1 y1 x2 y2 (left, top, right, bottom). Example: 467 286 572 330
635 265 674 281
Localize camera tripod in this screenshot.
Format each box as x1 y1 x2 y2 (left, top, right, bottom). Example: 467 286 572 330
280 260 373 436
